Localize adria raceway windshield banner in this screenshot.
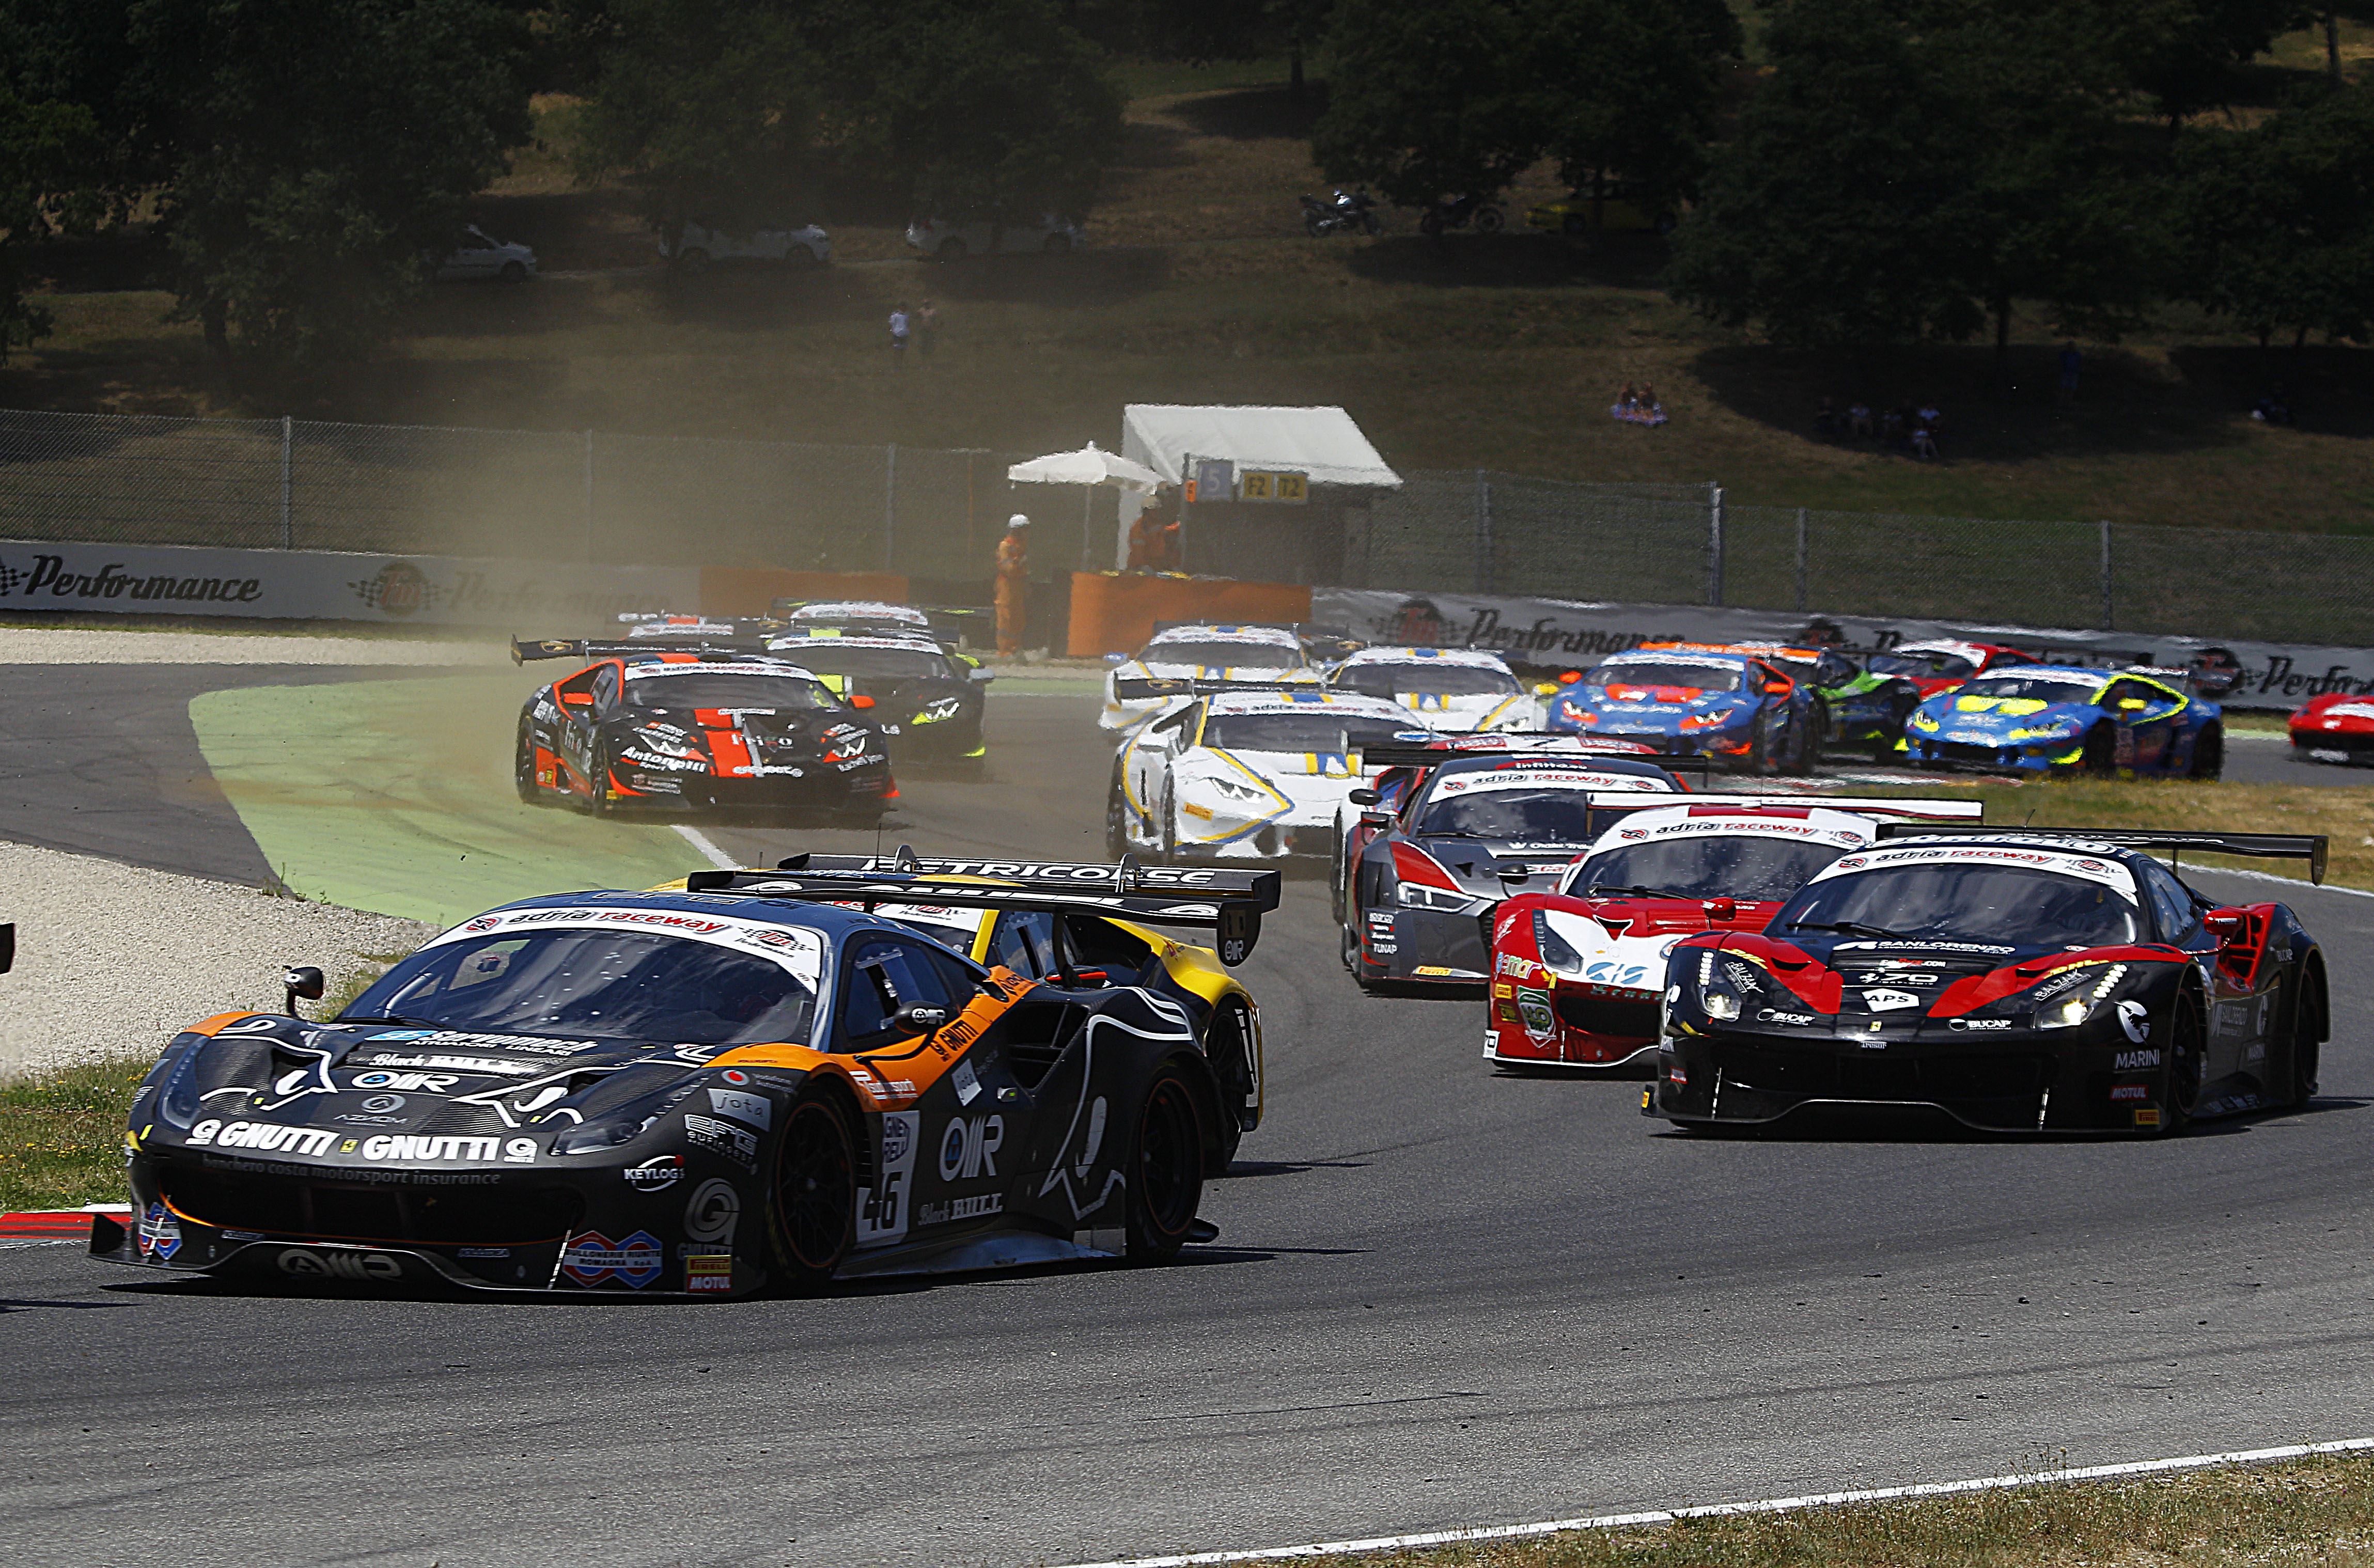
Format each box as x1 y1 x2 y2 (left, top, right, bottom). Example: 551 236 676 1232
0 540 698 627
1311 588 2374 712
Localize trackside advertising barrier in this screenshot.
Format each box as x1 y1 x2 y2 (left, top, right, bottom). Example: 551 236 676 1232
0 539 700 626
1310 587 2374 711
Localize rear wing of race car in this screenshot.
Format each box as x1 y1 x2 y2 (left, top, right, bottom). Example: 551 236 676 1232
683 851 1283 966
511 636 762 665
1110 676 1318 702
1592 793 1984 822
1357 735 1715 784
1874 824 2328 886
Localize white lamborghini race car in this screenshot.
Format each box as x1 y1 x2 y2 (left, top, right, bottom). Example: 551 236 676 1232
1325 645 1540 732
1100 623 1324 731
1105 689 1435 860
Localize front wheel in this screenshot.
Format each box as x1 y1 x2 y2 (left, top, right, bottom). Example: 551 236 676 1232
2152 992 2206 1136
513 718 541 805
498 260 527 284
2082 722 2118 777
1418 210 1445 237
587 740 617 814
1158 785 1183 864
1303 211 1326 237
2281 973 2323 1109
767 1090 858 1291
2190 723 2225 780
1103 766 1131 858
1124 1065 1206 1262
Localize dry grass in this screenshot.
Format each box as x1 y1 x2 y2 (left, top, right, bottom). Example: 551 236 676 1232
5 28 2373 532
1293 1451 2374 1567
0 1054 142 1212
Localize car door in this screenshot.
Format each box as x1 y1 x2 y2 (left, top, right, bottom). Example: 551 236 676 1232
2102 678 2184 771
1131 702 1199 837
551 666 605 793
2137 858 2261 1093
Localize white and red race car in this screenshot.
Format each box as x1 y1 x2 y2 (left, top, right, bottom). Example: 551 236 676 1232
1483 795 1980 1071
2289 693 2374 765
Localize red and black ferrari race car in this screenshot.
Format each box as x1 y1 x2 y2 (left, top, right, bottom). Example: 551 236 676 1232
97 859 1278 1296
1648 828 2330 1134
511 639 896 821
1485 795 1982 1071
1336 739 1695 990
2289 693 2374 766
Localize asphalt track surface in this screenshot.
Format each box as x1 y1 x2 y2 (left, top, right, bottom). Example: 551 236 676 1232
3 670 2373 1568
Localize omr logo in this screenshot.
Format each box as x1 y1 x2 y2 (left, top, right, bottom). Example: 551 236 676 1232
277 1248 403 1281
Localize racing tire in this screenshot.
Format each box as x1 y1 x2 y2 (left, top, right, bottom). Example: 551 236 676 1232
1338 918 1359 974
1158 786 1183 865
1474 206 1505 234
2281 970 2323 1109
513 718 541 805
767 1089 858 1292
2190 723 2225 781
1743 712 1774 776
1104 764 1131 859
498 260 527 284
1205 1001 1256 1163
2151 991 2207 1137
2082 722 2118 777
1784 705 1818 776
587 740 618 816
1123 1064 1205 1263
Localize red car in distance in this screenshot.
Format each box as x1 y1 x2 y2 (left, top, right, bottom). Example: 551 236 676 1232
1866 639 2038 700
2289 693 2374 765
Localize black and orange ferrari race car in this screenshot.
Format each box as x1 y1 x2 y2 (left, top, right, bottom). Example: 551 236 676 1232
96 859 1279 1296
1649 828 2330 1135
511 638 896 821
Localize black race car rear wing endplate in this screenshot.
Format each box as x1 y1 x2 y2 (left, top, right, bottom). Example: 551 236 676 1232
1875 825 2328 886
682 852 1283 965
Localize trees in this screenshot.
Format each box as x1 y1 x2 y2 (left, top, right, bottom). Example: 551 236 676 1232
2178 83 2374 347
1311 0 1737 214
567 0 815 253
1666 0 2159 355
130 0 531 363
0 91 102 361
808 0 1122 236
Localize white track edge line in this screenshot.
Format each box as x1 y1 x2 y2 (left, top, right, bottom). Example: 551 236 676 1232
1053 1437 2374 1568
670 825 738 871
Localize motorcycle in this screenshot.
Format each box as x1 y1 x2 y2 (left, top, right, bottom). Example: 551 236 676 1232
1299 190 1380 237
1417 194 1505 236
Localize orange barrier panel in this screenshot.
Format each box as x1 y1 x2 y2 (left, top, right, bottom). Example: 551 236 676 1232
1067 572 1313 658
700 569 910 617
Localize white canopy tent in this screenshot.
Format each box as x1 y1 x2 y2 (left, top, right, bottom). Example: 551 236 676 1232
1114 404 1401 574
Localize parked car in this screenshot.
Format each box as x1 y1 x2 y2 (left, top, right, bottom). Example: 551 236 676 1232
907 215 1084 261
659 221 831 270
431 225 536 283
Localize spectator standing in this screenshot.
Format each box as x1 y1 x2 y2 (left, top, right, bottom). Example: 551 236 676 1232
916 300 940 360
1848 400 1873 437
995 514 1030 655
888 302 911 366
2057 342 2082 405
1128 499 1181 571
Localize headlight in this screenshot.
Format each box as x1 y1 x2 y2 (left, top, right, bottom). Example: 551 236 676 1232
632 727 704 760
1703 991 1743 1021
911 698 963 725
2033 963 2126 1029
1533 908 1584 973
2035 996 2089 1029
1910 712 1941 732
1679 710 1734 731
1207 775 1271 804
1398 882 1472 911
551 1116 653 1155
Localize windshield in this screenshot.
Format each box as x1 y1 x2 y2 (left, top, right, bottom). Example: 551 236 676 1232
1143 640 1299 669
1582 661 1743 694
1201 712 1426 752
1955 674 2104 704
1416 787 1596 842
348 930 821 1047
628 673 835 710
771 646 949 681
1779 866 2141 947
1570 836 1849 902
1869 651 1973 681
1334 664 1519 698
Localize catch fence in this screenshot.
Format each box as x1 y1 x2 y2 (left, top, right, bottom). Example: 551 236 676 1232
0 407 2363 646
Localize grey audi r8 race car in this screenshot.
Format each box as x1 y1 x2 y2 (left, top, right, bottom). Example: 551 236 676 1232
97 861 1279 1296
1649 828 2330 1135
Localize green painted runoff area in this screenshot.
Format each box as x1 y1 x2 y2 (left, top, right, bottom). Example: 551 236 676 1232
190 675 708 927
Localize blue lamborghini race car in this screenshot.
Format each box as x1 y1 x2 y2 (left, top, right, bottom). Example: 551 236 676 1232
1544 645 1818 774
1900 665 2224 777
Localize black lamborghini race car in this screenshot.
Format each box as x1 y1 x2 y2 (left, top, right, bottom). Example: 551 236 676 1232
760 629 992 771
1338 740 1690 990
96 861 1279 1296
511 640 895 820
1649 828 2330 1135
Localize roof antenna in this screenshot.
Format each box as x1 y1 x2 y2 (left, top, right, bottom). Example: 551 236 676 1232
1116 850 1139 891
873 820 885 862
894 841 920 871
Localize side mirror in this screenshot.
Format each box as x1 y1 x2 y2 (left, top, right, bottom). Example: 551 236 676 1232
2119 699 2147 711
1533 682 1560 696
2203 910 2246 945
1702 898 1737 923
1558 671 1583 685
1348 788 1381 806
892 1002 948 1033
848 694 876 709
1764 681 1791 695
284 965 326 1017
1103 652 1128 665
968 666 994 683
1494 860 1531 887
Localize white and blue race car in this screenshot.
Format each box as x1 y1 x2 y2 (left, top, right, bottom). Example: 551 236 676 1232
1100 624 1325 731
1325 645 1540 732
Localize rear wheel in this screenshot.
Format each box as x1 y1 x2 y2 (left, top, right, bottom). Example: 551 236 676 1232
2152 992 2206 1136
2281 972 2323 1109
2190 723 2225 780
2082 722 2118 777
1124 1065 1205 1262
587 740 617 814
497 259 526 284
1204 1002 1255 1162
768 1091 857 1291
513 718 541 805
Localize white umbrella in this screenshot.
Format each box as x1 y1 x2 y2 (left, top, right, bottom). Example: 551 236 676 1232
1006 441 1164 494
